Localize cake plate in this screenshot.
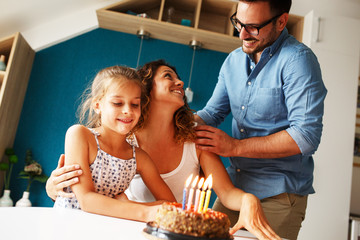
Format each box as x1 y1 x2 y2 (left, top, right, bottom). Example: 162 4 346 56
143 222 234 240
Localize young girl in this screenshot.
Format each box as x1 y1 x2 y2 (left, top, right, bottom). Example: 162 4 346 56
54 66 176 222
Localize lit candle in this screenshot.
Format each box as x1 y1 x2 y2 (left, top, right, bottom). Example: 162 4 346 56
198 175 212 213
182 174 193 210
186 175 199 211
194 177 204 212
197 188 206 213
203 174 213 213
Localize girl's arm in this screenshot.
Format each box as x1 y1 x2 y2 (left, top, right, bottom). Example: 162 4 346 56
136 149 176 202
198 150 280 240
64 125 158 222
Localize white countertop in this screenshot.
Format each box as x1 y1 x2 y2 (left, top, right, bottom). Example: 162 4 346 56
0 207 260 240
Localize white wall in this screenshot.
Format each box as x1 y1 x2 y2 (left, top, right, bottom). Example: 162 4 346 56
21 1 119 51
291 1 360 239
292 0 360 20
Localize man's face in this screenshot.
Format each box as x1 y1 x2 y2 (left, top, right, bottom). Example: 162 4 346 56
236 1 281 60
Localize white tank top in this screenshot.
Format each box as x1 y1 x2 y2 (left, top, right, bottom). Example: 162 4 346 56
125 142 200 203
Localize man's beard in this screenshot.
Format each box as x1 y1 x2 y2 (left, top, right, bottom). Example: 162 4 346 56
242 26 278 55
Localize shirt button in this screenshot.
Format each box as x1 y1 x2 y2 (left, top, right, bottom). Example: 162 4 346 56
241 106 245 110
240 129 244 132
236 169 241 172
247 81 251 86
250 65 254 69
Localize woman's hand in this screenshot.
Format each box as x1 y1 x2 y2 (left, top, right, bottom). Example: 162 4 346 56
230 193 281 240
45 154 83 200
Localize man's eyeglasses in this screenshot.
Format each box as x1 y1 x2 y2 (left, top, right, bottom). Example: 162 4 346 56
230 12 282 36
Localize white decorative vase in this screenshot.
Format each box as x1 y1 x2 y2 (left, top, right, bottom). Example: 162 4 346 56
0 189 13 207
15 191 32 207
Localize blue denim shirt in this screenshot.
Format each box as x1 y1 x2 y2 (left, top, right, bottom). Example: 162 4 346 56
197 28 327 200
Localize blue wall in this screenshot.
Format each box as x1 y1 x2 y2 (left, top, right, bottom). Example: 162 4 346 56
10 28 233 207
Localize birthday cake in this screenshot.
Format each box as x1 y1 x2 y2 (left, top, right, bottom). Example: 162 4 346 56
151 202 232 239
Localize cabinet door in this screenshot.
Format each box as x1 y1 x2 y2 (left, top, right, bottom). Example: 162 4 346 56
299 12 360 240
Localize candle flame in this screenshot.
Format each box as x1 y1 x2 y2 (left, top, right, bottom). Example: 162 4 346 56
185 174 193 187
197 177 204 189
191 175 199 188
203 174 213 190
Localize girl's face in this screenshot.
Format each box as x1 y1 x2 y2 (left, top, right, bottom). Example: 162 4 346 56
96 80 142 135
151 66 184 108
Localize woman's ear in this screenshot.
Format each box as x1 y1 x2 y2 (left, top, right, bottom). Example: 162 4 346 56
277 13 289 31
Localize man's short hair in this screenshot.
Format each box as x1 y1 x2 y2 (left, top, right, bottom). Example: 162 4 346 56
239 0 292 15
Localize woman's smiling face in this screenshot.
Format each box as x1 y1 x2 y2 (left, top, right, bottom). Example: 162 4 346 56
150 65 185 108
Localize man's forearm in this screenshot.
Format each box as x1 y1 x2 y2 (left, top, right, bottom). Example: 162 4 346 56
234 130 301 158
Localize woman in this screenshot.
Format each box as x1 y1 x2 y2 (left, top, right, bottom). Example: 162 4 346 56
46 60 280 240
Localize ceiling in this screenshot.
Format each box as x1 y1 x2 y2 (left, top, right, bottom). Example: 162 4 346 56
0 0 119 41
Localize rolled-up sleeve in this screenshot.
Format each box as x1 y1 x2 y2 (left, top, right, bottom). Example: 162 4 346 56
284 49 327 155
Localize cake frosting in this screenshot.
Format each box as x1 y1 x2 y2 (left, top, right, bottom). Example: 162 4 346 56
153 202 231 239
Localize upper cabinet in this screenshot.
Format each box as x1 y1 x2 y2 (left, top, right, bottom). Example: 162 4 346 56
0 33 35 160
97 0 304 53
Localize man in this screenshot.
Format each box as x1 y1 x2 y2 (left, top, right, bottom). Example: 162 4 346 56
194 0 327 239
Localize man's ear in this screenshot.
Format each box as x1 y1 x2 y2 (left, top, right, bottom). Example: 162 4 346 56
277 13 289 31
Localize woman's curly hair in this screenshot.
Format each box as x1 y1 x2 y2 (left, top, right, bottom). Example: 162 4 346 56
137 59 196 144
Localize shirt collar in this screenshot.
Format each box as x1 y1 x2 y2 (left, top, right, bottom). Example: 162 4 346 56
268 27 289 56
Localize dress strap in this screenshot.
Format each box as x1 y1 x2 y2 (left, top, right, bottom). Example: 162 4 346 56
126 133 138 160
126 133 139 148
132 144 136 159
87 128 101 150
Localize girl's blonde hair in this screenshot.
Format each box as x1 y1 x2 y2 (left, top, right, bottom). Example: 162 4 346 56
77 66 148 132
137 60 196 144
